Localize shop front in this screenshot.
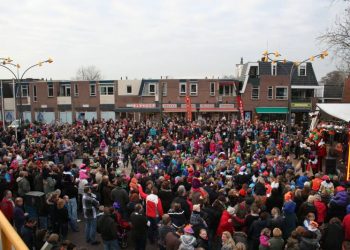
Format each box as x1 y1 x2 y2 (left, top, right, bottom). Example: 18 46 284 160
255 107 289 122
199 104 238 121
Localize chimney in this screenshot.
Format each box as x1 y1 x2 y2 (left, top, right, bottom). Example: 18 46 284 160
161 76 162 79
166 76 168 79
121 77 122 80
240 57 244 64
126 76 128 80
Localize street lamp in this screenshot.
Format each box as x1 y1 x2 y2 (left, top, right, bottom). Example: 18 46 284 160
0 57 53 127
261 50 328 134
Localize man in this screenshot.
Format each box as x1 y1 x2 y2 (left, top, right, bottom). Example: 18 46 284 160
97 207 119 250
17 171 31 197
130 204 148 250
21 218 37 249
158 214 175 250
111 177 129 218
82 186 100 245
0 190 14 223
138 185 164 244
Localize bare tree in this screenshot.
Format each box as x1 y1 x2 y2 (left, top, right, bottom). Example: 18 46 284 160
318 5 350 72
75 65 102 81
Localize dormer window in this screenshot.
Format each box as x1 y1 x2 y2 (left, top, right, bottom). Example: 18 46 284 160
298 63 307 76
271 62 277 76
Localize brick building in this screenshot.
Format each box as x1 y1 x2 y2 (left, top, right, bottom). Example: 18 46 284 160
0 60 327 124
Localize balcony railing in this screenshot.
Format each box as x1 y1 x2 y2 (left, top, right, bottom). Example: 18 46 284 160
0 211 28 250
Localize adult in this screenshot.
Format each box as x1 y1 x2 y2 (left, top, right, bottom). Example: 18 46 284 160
82 186 100 245
97 206 120 250
130 204 148 250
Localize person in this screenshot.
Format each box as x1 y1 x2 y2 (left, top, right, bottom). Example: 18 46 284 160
111 177 129 218
13 197 26 232
138 185 164 244
235 242 247 250
268 228 284 250
158 214 175 250
53 198 69 240
179 225 197 250
196 228 209 250
0 190 14 223
259 228 271 250
97 206 120 250
221 231 236 250
130 203 148 250
165 228 182 250
168 202 186 229
323 217 344 250
21 218 37 250
82 186 100 245
343 205 350 241
190 204 208 236
17 171 31 197
40 233 60 250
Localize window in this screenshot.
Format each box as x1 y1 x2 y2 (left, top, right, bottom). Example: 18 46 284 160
90 84 96 96
59 84 71 96
251 86 259 100
219 85 233 96
162 82 167 96
74 83 79 96
190 82 198 96
33 85 37 102
21 85 29 97
268 86 273 99
127 85 132 94
299 63 306 76
48 83 54 97
100 85 114 95
275 86 288 100
149 84 156 95
179 82 187 96
249 66 259 77
271 62 277 76
210 82 215 96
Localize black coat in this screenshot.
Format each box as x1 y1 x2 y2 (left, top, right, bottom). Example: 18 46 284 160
97 214 118 241
158 189 173 213
323 222 344 250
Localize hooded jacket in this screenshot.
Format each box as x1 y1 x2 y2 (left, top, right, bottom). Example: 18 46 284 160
178 235 197 250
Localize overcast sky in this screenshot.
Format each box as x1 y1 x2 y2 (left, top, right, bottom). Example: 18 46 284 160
0 0 347 80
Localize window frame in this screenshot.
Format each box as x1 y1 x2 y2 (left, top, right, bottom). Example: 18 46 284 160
251 86 260 100
19 85 29 97
90 84 96 96
74 83 79 96
271 62 277 76
190 82 198 96
267 86 273 100
47 83 54 97
298 63 307 76
33 85 37 102
179 82 187 96
126 85 132 94
59 84 71 97
148 83 156 96
162 82 167 96
100 85 114 96
210 82 215 96
275 86 288 100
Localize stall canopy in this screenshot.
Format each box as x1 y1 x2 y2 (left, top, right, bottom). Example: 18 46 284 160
317 103 350 122
256 107 288 114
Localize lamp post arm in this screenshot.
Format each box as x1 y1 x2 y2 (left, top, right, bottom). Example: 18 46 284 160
0 64 18 80
20 63 40 81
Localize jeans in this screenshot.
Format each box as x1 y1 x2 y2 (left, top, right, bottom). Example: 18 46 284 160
147 217 158 244
85 218 97 242
135 236 147 250
103 239 119 250
67 198 79 231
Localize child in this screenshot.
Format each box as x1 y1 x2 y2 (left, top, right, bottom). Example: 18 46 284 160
268 228 284 250
259 228 271 250
179 225 197 250
303 212 315 230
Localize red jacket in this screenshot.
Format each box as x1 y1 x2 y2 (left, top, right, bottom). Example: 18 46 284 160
216 210 234 236
138 186 163 218
343 214 350 240
314 200 327 224
0 198 14 221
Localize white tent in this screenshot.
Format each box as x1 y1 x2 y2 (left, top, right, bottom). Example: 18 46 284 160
317 103 350 122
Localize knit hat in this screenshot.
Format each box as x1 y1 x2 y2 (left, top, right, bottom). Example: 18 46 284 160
184 225 194 234
239 189 247 197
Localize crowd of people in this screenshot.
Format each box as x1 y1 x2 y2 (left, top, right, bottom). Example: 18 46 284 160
0 118 349 250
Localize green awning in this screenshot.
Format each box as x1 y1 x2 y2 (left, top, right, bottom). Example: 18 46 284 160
256 107 289 114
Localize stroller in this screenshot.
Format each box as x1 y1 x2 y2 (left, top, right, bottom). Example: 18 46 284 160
113 202 131 249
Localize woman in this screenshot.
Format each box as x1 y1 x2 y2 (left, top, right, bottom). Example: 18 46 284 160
168 202 186 229
221 231 236 250
53 198 69 240
323 217 344 250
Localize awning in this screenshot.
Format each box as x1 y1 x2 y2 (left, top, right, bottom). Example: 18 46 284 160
256 107 289 114
317 103 350 122
199 108 238 112
115 108 160 113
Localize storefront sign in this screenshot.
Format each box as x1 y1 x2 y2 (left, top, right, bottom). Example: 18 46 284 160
200 104 215 108
126 103 156 108
219 104 235 108
291 102 312 109
162 104 177 108
82 104 89 108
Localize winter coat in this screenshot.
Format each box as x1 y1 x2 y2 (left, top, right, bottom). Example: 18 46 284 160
111 186 129 213
17 177 30 197
266 194 284 213
158 189 174 213
196 238 209 250
179 235 197 250
343 214 350 241
165 232 181 250
314 200 327 224
216 210 234 236
323 221 344 250
0 198 14 221
269 237 284 250
97 213 118 241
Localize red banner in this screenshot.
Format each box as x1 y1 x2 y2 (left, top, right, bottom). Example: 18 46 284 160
185 96 192 122
237 95 244 120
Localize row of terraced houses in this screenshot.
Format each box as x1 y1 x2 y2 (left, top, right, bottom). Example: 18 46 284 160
1 59 349 125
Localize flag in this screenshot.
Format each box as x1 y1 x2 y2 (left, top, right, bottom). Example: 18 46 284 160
185 96 192 122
